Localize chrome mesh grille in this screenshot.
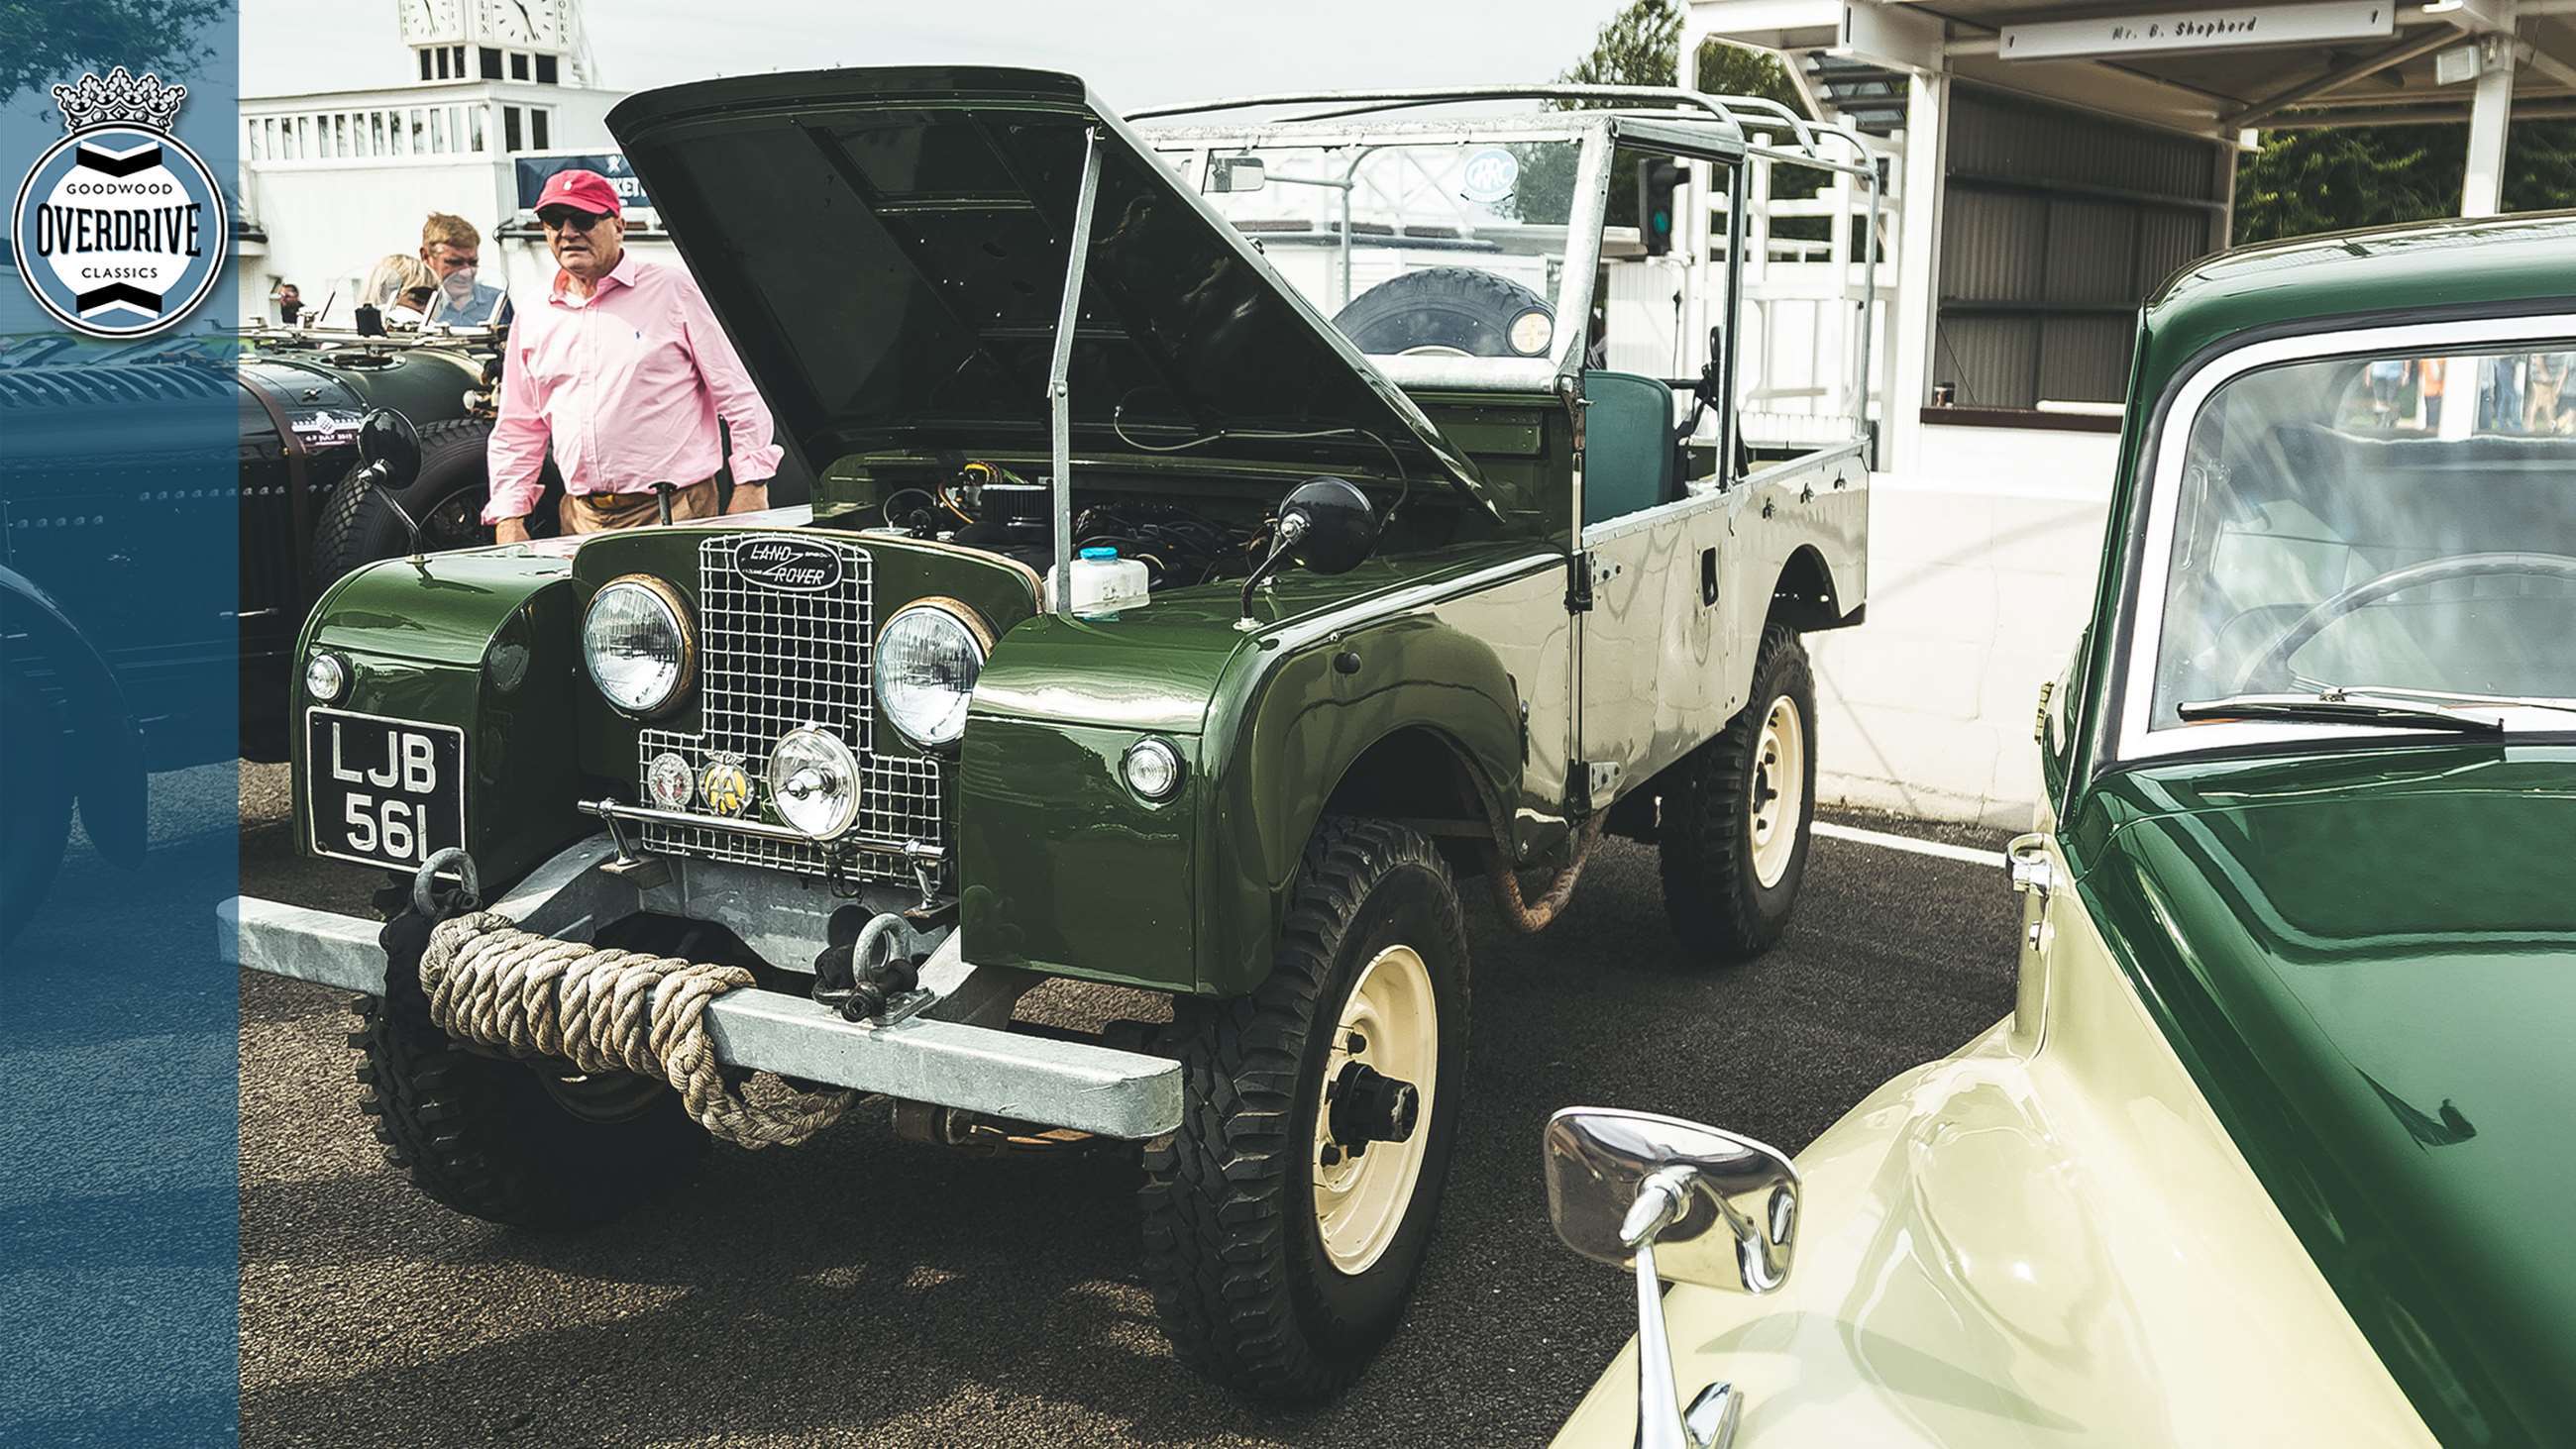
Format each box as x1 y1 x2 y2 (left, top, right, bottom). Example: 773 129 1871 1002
636 535 946 885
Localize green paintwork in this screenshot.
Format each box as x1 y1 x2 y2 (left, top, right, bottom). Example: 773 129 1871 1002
958 718 1197 990
1195 565 1538 993
2060 747 2576 1448
293 553 588 886
964 540 1547 993
255 345 486 429
2049 214 2576 1446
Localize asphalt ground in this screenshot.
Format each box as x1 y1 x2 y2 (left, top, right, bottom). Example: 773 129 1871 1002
226 766 2017 1448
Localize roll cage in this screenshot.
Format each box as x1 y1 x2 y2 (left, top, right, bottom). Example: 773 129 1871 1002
1130 85 1886 468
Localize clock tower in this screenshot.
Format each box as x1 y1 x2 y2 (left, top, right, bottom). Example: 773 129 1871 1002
397 0 583 87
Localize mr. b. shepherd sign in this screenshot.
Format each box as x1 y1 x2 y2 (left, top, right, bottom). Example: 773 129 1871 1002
12 66 227 339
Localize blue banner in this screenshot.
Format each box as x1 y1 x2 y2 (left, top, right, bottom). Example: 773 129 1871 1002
0 5 243 1445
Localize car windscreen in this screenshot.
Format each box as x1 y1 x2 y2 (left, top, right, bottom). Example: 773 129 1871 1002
1184 140 1577 365
2146 342 2576 727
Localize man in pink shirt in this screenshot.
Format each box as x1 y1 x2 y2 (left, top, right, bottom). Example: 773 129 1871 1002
484 168 781 540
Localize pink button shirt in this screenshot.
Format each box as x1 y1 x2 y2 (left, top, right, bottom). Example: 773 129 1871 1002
483 252 783 524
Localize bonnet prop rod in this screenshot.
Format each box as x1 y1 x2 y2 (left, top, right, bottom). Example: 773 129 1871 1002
1047 125 1103 618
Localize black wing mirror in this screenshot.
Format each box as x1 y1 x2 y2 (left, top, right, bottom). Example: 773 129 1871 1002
355 408 427 558
1237 477 1381 626
357 407 421 488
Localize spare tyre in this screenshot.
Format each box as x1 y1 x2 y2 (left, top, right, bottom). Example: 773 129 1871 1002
311 418 561 585
1331 267 1555 360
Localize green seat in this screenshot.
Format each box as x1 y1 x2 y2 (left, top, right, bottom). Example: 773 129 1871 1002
1581 370 1678 528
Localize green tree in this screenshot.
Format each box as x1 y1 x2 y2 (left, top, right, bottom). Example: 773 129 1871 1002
0 1 227 107
1510 0 1806 224
2234 120 2576 244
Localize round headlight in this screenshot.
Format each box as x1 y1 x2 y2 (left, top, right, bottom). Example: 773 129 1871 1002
876 600 990 749
1124 738 1184 802
583 575 694 717
1508 307 1555 358
767 726 860 840
304 652 348 703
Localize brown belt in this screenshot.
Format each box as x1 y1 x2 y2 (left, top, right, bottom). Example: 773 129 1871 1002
558 475 719 534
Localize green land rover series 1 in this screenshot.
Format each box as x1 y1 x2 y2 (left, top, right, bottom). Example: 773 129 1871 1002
225 68 1878 1399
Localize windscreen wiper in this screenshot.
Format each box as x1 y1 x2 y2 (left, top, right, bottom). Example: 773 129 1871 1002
2284 682 2576 720
2177 689 2503 734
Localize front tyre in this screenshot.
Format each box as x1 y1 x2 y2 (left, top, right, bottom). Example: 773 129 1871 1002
351 950 705 1228
1659 624 1817 963
1140 816 1469 1401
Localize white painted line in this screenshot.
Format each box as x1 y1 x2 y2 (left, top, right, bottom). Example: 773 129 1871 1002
1814 821 2007 870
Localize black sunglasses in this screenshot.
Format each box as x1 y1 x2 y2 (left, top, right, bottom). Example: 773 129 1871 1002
538 207 607 232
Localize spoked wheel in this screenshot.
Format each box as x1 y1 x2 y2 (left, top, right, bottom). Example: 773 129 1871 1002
1141 816 1469 1401
1660 625 1817 963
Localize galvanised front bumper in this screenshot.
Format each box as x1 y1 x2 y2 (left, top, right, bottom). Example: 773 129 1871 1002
218 840 1182 1141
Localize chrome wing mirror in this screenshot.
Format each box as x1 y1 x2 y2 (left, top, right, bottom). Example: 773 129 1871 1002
1544 1107 1800 1449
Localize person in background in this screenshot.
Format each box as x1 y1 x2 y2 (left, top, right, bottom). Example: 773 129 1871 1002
360 254 438 326
483 168 780 541
271 282 301 325
417 211 505 325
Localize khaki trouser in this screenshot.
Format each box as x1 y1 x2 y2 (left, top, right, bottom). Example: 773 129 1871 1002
558 476 720 534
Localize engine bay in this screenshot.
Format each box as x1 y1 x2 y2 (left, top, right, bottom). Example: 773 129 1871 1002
844 456 1380 590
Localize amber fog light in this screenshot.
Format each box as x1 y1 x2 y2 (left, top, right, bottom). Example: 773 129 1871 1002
305 652 349 703
1124 737 1184 802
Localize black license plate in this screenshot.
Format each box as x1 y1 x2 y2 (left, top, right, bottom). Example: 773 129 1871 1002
306 710 466 871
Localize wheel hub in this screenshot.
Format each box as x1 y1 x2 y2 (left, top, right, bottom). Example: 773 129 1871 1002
1325 1060 1421 1160
1311 943 1439 1276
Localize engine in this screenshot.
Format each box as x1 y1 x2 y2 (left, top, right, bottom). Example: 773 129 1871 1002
864 459 1271 590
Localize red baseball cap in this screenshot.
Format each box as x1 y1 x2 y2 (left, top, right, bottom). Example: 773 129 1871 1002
533 168 622 218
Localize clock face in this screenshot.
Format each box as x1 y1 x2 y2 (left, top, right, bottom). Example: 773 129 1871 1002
400 0 464 41
481 0 563 46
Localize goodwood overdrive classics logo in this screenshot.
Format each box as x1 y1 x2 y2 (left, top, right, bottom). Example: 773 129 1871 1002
13 67 227 339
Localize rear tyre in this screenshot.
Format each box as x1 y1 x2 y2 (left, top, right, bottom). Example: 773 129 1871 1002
0 682 72 949
1139 816 1469 1401
350 956 705 1228
310 419 559 586
1659 625 1816 963
1330 266 1554 359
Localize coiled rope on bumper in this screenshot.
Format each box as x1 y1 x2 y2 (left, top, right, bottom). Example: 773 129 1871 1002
417 911 854 1149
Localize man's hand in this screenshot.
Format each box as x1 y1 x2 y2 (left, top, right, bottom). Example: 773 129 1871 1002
493 515 532 544
724 482 771 516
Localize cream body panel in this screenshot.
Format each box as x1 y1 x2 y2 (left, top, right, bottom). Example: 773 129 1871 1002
1551 844 2434 1448
1575 446 1865 799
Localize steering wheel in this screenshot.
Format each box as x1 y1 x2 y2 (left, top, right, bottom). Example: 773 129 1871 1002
2231 551 2576 693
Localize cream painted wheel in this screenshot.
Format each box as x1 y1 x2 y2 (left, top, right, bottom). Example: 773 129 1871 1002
1312 944 1439 1276
1140 815 1468 1400
1660 626 1815 963
1749 693 1807 889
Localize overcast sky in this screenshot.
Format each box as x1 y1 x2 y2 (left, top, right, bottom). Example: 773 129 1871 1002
242 0 1622 112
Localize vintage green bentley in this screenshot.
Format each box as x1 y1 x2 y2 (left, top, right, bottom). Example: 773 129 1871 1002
222 69 1878 1398
1545 212 2576 1447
